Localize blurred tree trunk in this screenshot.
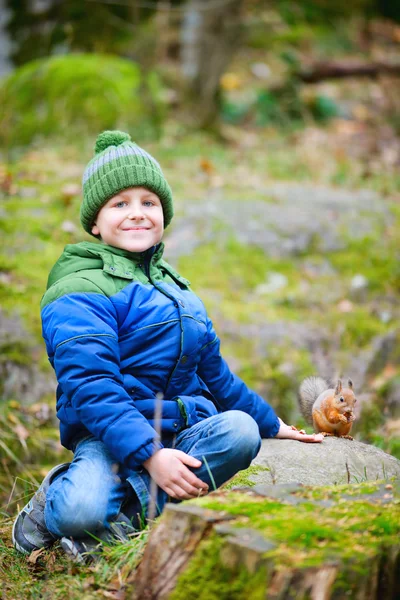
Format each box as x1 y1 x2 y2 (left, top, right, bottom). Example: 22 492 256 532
180 0 244 129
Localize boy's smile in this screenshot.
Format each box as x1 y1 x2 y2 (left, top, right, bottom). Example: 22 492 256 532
91 187 164 253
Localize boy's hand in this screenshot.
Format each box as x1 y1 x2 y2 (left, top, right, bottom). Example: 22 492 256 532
275 418 324 443
143 448 209 500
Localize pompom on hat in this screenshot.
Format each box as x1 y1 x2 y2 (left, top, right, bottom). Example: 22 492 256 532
80 130 173 236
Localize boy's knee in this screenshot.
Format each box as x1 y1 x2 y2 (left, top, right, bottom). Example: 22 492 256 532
45 486 110 538
224 411 261 458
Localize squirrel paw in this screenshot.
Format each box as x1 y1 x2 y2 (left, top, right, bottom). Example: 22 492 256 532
320 432 334 437
339 435 354 440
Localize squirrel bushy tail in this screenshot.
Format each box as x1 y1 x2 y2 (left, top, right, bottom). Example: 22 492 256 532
298 376 329 424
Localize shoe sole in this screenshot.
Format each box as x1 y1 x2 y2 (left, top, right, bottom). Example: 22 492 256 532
12 503 36 555
12 518 30 555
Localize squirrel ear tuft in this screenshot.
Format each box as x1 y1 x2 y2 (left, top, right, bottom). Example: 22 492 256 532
348 378 353 389
335 379 342 395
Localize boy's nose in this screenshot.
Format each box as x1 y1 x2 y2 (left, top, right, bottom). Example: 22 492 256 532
127 210 145 220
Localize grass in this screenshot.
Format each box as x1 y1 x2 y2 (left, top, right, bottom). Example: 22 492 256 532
0 520 149 600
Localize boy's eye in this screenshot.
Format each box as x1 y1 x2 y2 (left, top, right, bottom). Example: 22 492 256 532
114 201 127 208
143 200 154 207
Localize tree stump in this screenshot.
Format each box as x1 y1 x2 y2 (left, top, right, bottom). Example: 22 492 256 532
132 481 400 600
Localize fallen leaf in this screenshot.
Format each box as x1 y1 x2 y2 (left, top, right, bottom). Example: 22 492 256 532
44 552 57 571
220 72 242 91
199 158 215 176
352 104 371 122
27 548 45 564
82 575 96 589
61 183 80 206
13 423 29 451
382 364 397 379
337 299 353 313
392 26 400 43
14 423 29 441
102 590 125 600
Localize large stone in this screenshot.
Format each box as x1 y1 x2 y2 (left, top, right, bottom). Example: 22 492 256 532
249 437 400 486
0 309 56 404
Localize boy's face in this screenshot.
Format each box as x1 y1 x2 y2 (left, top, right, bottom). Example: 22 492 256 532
91 187 164 253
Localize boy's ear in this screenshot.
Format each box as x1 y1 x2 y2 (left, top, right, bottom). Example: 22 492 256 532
92 223 100 236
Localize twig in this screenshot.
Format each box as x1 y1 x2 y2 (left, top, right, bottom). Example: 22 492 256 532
345 461 351 484
147 392 164 523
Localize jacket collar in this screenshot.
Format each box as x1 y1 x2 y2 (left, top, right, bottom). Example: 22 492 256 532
47 240 190 287
84 242 165 280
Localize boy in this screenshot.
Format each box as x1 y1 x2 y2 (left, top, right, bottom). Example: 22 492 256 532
13 131 323 559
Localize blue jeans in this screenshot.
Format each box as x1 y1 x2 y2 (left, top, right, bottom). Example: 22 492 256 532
44 410 261 539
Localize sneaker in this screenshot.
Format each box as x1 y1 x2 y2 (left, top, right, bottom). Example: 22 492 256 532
12 462 70 554
60 512 137 564
60 536 102 564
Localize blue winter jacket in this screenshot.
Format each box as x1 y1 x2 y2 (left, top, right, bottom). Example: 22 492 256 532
40 241 280 469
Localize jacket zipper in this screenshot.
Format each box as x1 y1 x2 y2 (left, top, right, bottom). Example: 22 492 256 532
140 255 185 393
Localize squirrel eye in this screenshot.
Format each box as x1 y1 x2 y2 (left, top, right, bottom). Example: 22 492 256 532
340 397 344 402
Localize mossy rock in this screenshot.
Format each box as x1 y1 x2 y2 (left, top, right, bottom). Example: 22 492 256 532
0 54 164 148
133 481 400 599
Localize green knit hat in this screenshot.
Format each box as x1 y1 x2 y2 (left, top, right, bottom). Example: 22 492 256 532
80 130 173 236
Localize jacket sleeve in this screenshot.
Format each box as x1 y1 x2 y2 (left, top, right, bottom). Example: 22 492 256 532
197 317 280 438
42 289 163 468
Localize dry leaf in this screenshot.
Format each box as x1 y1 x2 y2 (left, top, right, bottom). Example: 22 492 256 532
199 158 215 176
45 552 57 571
392 26 400 43
13 423 29 451
337 299 353 313
102 591 125 600
82 575 96 589
220 72 242 91
7 400 20 410
382 364 397 379
61 183 80 206
14 423 29 441
352 104 371 122
27 548 45 564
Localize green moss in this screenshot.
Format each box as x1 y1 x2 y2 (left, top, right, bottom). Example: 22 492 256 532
0 340 31 366
222 465 270 490
170 533 268 600
0 54 164 149
335 308 388 348
329 222 400 296
190 484 399 568
179 238 296 300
